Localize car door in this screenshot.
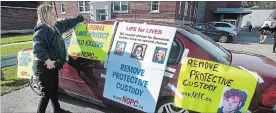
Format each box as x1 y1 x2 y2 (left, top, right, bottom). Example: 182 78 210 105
204 24 221 41
59 29 102 102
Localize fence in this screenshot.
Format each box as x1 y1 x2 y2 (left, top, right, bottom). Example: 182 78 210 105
1 53 17 80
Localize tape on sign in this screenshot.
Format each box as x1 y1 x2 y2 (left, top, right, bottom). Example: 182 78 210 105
104 56 108 69
167 83 184 99
164 71 174 78
238 66 264 83
165 66 176 73
180 49 189 64
101 74 106 78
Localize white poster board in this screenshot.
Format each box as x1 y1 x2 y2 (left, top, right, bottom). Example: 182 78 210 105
103 22 176 112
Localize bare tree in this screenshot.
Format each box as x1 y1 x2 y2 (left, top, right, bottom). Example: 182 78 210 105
242 1 276 8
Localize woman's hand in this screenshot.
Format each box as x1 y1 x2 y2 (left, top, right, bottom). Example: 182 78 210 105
44 59 56 69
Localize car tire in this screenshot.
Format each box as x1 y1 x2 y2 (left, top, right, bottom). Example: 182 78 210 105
219 35 228 43
29 75 64 96
29 75 43 96
155 97 198 113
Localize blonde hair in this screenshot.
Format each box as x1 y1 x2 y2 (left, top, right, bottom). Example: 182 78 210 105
36 4 54 27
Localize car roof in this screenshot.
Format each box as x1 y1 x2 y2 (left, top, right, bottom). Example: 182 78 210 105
210 22 236 27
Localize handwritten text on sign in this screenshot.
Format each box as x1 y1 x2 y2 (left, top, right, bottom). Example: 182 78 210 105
174 57 257 113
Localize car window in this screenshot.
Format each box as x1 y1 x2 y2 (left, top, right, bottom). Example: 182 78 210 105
214 23 231 28
167 37 184 65
194 24 205 30
205 24 217 31
178 27 231 65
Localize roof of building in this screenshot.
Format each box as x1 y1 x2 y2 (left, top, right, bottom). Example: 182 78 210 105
214 8 252 14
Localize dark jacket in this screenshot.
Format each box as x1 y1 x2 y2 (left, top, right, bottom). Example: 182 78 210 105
260 26 270 35
33 16 84 70
270 27 276 38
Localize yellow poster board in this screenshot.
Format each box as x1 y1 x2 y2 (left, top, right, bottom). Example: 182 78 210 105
174 57 257 113
68 23 113 61
17 50 34 79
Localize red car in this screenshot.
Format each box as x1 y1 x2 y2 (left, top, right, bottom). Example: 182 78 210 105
28 20 276 113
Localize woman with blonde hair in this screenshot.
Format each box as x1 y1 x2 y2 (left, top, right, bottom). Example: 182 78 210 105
33 4 84 113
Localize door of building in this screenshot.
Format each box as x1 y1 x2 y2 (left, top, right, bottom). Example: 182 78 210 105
96 9 106 21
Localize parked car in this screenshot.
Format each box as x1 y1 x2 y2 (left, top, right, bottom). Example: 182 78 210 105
28 20 276 113
209 22 238 36
192 23 235 43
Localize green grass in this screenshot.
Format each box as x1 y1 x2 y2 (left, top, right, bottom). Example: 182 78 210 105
1 65 28 95
1 34 33 45
1 43 32 55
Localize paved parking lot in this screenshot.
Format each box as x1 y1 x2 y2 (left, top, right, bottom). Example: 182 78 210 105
219 31 276 62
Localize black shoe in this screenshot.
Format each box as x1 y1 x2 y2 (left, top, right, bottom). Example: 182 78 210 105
54 108 71 113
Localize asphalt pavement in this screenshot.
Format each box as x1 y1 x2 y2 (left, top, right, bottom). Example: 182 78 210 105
219 31 276 62
1 87 109 113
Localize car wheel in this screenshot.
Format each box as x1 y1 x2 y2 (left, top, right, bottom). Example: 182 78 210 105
219 35 228 43
29 75 42 96
155 97 196 113
29 75 65 95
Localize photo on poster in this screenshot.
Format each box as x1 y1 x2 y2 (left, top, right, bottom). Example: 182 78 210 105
152 47 168 64
130 43 147 60
114 41 127 56
217 87 248 113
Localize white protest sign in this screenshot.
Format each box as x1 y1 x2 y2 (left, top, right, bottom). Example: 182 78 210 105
103 22 176 112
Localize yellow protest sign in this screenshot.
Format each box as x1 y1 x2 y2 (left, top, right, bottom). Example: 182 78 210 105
68 23 113 61
174 57 257 113
17 50 34 79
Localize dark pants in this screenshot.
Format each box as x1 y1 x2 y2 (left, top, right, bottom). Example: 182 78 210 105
33 60 60 113
273 38 276 52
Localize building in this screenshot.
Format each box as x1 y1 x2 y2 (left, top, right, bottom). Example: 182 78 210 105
1 1 40 34
240 8 276 28
196 1 253 31
54 1 198 25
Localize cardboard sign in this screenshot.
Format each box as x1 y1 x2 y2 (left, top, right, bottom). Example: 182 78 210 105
174 57 258 113
17 50 34 79
68 23 113 61
103 22 176 112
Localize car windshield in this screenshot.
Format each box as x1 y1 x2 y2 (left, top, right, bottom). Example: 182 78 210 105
179 26 232 65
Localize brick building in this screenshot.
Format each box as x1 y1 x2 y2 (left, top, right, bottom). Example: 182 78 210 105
196 1 243 23
195 1 252 31
54 1 198 25
1 1 40 34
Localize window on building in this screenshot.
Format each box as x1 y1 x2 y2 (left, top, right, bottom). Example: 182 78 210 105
60 1 65 13
178 1 182 14
150 1 159 12
78 1 90 12
184 1 188 17
113 1 128 12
